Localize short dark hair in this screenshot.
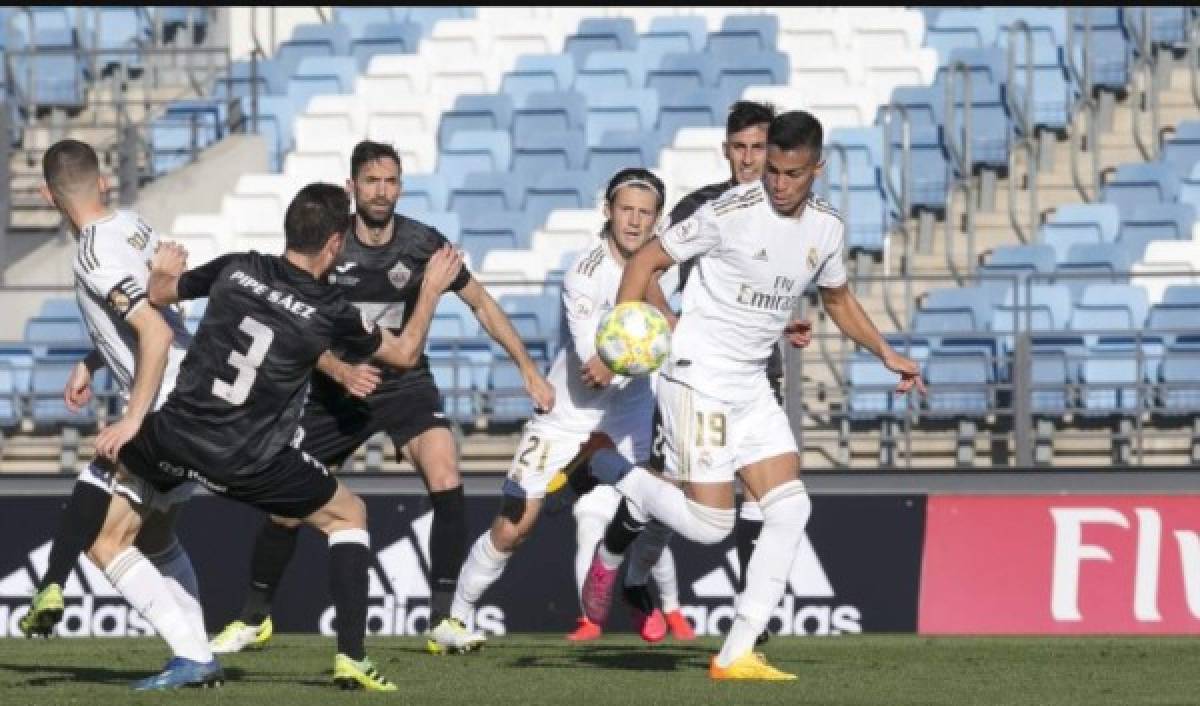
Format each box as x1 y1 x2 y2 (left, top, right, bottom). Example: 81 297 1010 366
726 100 775 136
284 183 351 255
768 110 824 156
604 167 665 213
350 140 401 180
43 139 100 198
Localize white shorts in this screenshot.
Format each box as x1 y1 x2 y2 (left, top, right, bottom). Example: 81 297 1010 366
80 459 194 514
503 414 651 499
657 374 798 484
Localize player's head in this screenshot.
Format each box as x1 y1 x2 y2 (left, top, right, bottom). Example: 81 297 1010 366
602 168 665 261
723 100 775 185
285 183 352 277
40 139 106 223
347 140 401 229
764 110 824 217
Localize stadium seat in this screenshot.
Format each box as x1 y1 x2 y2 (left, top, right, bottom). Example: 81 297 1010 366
846 7 925 53
215 58 286 102
1119 203 1196 248
1163 285 1200 306
38 298 82 319
778 11 851 54
500 55 577 107
428 354 477 422
845 353 899 419
585 130 661 176
583 90 659 146
1146 303 1200 348
512 91 587 143
406 7 475 37
438 130 512 188
1068 8 1130 92
511 129 588 179
91 7 147 74
575 50 647 94
275 23 351 81
639 16 707 66
288 56 357 112
30 358 96 429
1080 353 1143 414
788 51 865 94
350 22 421 72
11 29 85 111
709 15 780 54
1058 243 1132 299
422 17 493 60
1159 350 1200 414
459 214 526 266
1069 283 1151 348
996 27 1071 132
925 9 989 61
925 350 992 418
487 358 535 423
564 17 638 66
438 94 515 149
646 53 718 95
1127 7 1190 48
334 8 399 39
0 362 21 430
656 87 729 135
1101 163 1181 211
24 317 88 349
524 170 602 225
363 54 430 94
397 174 449 212
1050 203 1120 243
711 51 789 97
448 171 526 214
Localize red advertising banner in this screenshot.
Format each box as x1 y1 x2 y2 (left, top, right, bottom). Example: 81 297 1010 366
919 495 1200 634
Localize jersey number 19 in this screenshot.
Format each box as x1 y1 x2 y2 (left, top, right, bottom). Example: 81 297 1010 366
213 316 274 405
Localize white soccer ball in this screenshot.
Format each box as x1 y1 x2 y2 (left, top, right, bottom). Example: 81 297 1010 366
595 301 671 376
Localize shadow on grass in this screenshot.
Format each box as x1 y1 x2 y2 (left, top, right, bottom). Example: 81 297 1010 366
508 644 713 672
0 662 247 687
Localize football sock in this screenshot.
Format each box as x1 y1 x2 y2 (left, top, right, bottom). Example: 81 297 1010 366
600 498 645 563
735 501 764 593
650 545 680 614
451 531 511 625
43 477 111 589
328 529 370 661
616 465 734 545
716 481 811 667
240 521 300 624
428 485 467 623
573 512 609 607
147 538 207 641
105 547 212 663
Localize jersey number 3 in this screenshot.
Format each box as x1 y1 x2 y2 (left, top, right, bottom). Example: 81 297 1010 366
213 316 274 405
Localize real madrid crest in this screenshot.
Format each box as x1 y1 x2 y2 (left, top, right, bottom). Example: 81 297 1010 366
388 261 413 290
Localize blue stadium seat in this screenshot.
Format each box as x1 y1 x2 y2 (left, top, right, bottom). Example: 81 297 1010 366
24 317 88 349
1162 120 1200 179
845 353 899 419
996 26 1071 132
1127 7 1190 48
925 351 992 418
1080 353 1143 414
925 9 992 61
512 91 587 143
93 7 147 75
334 8 400 40
275 23 351 80
711 50 789 96
709 15 780 54
832 189 888 254
583 90 659 146
38 298 82 319
500 55 576 107
1058 244 1132 300
1146 303 1200 348
488 359 535 423
398 210 461 244
1069 8 1131 91
1119 203 1196 247
640 16 707 66
1159 350 1200 414
255 95 296 171
397 174 449 212
938 48 1007 88
657 88 729 134
350 22 421 72
215 58 286 101
498 292 562 349
984 244 1057 275
1101 163 1181 211
511 129 588 177
0 361 20 429
460 213 525 265
1182 163 1200 211
585 130 661 176
438 130 512 188
405 7 474 37
564 18 638 66
11 29 84 111
885 124 951 213
0 345 34 397
438 94 515 150
646 53 718 94
1069 283 1150 347
1041 222 1102 262
826 127 884 189
288 56 357 111
448 171 526 213
937 76 1010 171
428 354 477 422
1049 203 1120 243
922 286 996 330
1164 285 1200 306
524 170 602 225
992 284 1074 349
575 50 647 94
1030 349 1070 414
31 358 96 429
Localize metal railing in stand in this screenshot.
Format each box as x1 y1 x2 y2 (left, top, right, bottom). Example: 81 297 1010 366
1006 21 1040 244
878 102 912 330
943 61 975 282
1127 7 1162 161
1066 9 1102 204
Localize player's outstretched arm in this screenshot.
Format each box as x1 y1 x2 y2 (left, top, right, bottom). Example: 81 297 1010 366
616 238 675 304
146 241 188 306
372 245 461 370
819 284 925 395
459 269 555 413
317 352 381 399
94 303 174 459
64 350 107 412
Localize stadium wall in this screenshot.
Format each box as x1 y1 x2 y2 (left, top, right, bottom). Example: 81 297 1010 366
0 473 1197 638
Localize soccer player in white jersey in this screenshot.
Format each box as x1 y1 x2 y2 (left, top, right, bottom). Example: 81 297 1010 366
25 139 221 689
561 111 925 680
450 168 679 645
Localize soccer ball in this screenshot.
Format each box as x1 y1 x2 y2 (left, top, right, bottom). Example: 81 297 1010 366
595 301 671 376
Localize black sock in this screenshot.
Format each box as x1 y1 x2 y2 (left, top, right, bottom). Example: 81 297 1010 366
602 499 646 557
734 516 764 594
428 485 466 623
329 541 370 660
43 482 111 589
240 521 301 624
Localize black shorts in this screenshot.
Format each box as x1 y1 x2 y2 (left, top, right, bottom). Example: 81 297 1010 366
296 370 453 468
120 414 339 519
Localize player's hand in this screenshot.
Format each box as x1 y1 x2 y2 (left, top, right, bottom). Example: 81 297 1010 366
64 360 94 412
580 355 615 389
94 416 142 461
335 361 382 399
152 240 188 276
525 370 556 413
422 245 463 294
784 319 813 348
882 348 926 396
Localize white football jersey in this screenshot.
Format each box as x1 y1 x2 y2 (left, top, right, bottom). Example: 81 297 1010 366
657 182 848 402
73 210 192 409
534 236 655 435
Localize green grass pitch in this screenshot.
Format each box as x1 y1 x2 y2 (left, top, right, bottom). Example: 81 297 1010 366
1 634 1197 705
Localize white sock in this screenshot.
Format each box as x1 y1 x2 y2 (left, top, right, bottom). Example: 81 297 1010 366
148 539 207 641
573 514 608 610
105 547 212 663
650 545 680 614
739 500 763 522
616 466 734 545
451 531 511 625
716 481 812 667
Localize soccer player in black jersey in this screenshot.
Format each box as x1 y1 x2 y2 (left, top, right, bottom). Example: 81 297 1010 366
588 101 812 644
112 183 465 691
210 140 555 656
